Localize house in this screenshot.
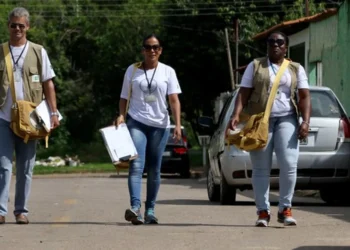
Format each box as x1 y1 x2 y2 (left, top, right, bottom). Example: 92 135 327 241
252 1 350 113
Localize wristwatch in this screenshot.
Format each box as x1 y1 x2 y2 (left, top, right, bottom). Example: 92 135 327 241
50 112 59 117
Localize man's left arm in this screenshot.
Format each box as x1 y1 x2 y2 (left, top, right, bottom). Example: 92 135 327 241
43 79 60 129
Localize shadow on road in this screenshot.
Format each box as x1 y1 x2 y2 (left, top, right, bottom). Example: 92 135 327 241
14 222 117 226
115 222 286 228
293 247 350 250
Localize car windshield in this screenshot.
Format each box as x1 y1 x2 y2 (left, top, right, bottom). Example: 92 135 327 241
310 90 341 118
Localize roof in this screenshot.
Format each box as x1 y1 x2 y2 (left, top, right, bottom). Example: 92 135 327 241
253 8 338 41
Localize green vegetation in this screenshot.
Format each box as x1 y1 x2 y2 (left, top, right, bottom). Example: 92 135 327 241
1 0 335 163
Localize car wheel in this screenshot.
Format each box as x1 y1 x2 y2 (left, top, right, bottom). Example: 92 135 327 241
207 167 220 202
320 185 350 205
220 170 236 205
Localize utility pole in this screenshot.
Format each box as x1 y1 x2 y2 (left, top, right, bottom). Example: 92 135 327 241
225 28 235 90
235 18 239 88
76 0 80 17
305 0 309 16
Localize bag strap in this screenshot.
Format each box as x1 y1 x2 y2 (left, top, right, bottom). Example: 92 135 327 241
2 42 16 102
262 59 290 123
125 62 142 122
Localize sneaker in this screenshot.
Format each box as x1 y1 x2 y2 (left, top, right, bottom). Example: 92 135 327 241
15 214 29 224
277 207 297 226
255 210 270 227
0 215 5 225
125 208 143 225
144 209 158 224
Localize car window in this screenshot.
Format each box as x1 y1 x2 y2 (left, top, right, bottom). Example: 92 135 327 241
310 90 341 118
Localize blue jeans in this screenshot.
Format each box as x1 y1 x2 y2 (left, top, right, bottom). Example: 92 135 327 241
250 114 299 212
126 116 170 210
0 119 37 216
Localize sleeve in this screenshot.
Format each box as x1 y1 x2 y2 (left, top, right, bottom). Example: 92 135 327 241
41 48 56 82
297 65 309 89
167 67 182 95
120 65 133 99
239 61 254 88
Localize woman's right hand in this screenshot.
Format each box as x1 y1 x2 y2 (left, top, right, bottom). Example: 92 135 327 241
227 114 240 132
114 115 125 127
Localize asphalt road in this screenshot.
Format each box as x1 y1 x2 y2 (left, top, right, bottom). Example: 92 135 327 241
0 174 349 250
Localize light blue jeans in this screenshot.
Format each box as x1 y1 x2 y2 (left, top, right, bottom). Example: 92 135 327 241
126 115 170 211
250 114 299 213
0 118 37 216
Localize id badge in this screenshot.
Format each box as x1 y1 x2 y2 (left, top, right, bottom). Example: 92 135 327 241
14 70 21 83
145 94 157 103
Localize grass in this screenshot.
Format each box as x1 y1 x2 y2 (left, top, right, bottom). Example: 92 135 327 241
31 142 205 175
30 163 117 175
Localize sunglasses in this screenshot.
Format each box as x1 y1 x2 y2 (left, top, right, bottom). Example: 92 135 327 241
10 23 26 29
143 44 161 51
267 38 285 47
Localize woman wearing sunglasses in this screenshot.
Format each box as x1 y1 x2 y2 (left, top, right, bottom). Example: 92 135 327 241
115 34 182 225
229 31 311 227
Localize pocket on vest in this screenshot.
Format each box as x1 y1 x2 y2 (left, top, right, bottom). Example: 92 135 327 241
29 67 43 104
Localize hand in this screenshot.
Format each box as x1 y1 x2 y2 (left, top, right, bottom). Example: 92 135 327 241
227 114 240 132
298 121 309 140
50 115 60 130
173 125 182 142
114 115 125 127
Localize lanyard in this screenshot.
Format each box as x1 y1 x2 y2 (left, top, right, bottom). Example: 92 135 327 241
9 41 27 71
143 62 158 94
270 62 277 76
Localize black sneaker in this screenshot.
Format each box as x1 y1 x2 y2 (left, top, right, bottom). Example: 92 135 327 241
125 208 143 225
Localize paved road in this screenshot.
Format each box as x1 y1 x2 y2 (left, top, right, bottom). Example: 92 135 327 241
1 174 350 250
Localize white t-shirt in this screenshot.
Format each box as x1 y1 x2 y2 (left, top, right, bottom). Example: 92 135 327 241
0 43 56 122
120 62 181 128
240 59 309 117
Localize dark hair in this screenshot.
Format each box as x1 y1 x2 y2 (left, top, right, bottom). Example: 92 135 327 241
142 34 162 47
267 31 289 46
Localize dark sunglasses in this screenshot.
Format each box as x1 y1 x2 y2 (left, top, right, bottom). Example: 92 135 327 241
143 44 161 51
10 23 26 29
267 38 285 47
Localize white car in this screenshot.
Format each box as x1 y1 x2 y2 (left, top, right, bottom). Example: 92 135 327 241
198 86 350 205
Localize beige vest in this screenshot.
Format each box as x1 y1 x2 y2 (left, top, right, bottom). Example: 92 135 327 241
244 57 299 116
0 41 44 107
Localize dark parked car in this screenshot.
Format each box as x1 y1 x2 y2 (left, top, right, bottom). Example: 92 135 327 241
161 125 191 178
144 125 191 178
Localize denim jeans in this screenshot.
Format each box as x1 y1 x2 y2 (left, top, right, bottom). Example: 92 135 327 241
126 115 170 210
250 114 299 213
0 119 37 216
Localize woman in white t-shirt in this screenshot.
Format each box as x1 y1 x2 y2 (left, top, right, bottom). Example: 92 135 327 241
229 31 311 227
115 34 182 225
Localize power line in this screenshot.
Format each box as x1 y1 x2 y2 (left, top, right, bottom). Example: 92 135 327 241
1 0 297 5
